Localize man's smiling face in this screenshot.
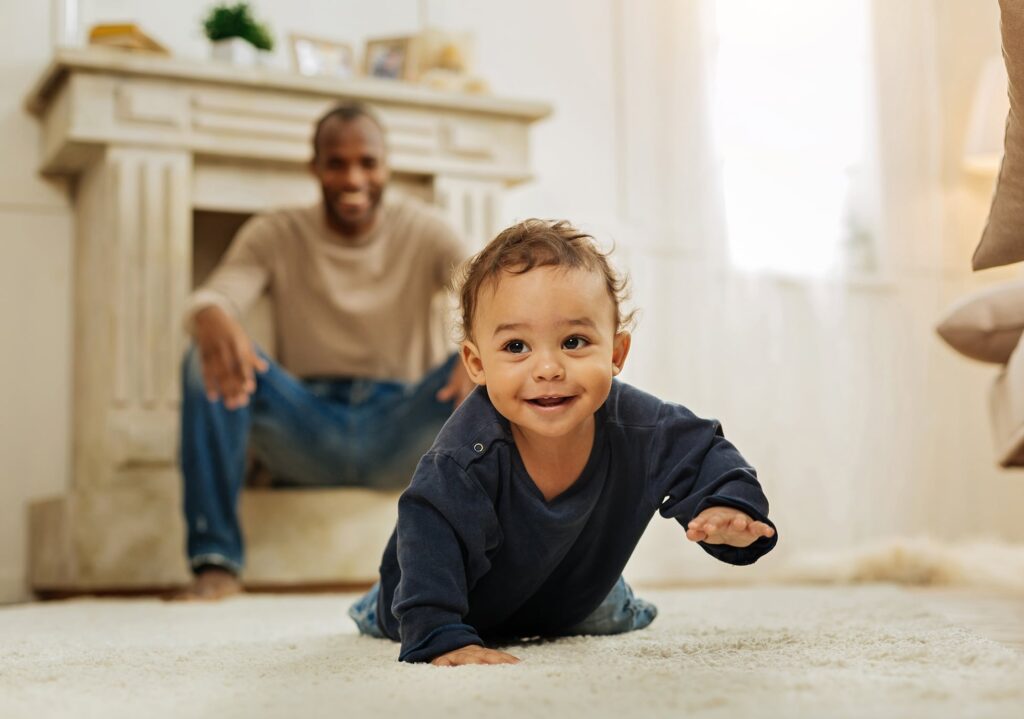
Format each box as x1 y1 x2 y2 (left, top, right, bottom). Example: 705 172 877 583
311 115 389 237
460 265 631 443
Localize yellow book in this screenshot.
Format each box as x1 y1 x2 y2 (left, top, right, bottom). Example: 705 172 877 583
88 23 169 55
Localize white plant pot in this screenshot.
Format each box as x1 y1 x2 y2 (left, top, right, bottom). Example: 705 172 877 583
210 37 261 66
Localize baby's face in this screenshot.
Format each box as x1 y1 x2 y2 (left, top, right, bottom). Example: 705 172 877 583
461 266 630 442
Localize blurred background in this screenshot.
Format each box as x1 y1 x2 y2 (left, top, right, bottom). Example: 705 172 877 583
2 0 1021 603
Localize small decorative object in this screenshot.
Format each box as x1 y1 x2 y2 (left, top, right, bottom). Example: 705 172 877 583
412 28 489 94
417 28 473 74
88 23 169 54
290 34 355 79
202 2 274 66
363 36 416 80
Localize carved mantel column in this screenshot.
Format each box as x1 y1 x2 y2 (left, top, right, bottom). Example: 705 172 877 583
75 147 192 477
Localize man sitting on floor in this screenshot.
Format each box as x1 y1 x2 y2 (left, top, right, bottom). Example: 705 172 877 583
177 101 472 599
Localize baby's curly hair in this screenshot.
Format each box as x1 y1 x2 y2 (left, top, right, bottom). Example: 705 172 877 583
454 219 636 341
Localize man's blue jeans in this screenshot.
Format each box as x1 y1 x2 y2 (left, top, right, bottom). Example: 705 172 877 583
180 347 458 575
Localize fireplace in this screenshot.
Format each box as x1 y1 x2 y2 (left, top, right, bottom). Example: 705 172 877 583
26 47 549 591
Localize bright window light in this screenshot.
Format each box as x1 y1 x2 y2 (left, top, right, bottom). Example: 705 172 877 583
714 0 871 276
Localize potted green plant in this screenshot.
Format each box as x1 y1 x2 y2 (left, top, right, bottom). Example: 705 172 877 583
202 2 274 65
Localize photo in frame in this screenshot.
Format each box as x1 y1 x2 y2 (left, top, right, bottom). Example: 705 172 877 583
290 34 355 79
363 36 416 80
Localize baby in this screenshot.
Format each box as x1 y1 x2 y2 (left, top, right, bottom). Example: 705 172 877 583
349 219 777 665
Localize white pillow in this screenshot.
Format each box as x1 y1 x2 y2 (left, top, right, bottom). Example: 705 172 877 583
936 279 1024 363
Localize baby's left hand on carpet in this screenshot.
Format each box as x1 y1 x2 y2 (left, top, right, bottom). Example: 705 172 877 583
686 507 775 547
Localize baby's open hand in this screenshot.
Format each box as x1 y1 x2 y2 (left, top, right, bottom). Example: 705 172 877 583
431 645 520 667
686 506 775 547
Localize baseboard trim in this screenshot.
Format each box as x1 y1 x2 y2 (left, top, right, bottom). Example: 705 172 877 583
0 574 29 605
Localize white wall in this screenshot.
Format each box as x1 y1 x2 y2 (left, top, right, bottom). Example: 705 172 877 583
0 0 74 602
1 0 1020 600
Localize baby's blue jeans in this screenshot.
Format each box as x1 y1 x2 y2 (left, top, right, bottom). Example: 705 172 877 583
180 346 459 574
348 577 658 640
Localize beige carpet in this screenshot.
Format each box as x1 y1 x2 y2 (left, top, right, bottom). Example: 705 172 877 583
1 585 1022 719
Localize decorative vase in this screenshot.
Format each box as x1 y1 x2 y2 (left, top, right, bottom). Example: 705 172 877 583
210 37 260 66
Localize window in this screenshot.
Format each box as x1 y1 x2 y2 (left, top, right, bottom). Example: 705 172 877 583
713 0 875 276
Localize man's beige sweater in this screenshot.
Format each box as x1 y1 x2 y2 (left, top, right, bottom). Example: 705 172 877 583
185 194 466 382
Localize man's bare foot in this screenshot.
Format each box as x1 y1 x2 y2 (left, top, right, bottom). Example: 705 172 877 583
169 567 243 601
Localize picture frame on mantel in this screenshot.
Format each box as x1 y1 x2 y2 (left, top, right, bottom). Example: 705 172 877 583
290 34 355 79
364 35 417 80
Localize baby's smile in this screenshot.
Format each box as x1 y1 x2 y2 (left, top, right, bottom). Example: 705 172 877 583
526 395 577 409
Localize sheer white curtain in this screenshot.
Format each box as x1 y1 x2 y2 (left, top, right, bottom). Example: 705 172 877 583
626 0 1024 584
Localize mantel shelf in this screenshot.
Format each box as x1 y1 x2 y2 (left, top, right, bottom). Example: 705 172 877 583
27 46 552 122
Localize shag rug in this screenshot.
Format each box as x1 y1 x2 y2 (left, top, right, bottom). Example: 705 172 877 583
1 585 1022 719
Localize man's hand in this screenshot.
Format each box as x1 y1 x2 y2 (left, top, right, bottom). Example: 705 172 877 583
431 645 520 667
193 305 268 410
436 360 476 408
686 506 775 548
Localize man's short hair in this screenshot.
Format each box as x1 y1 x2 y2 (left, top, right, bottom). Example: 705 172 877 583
312 102 386 157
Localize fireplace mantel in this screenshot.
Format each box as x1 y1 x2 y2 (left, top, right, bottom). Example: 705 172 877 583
27 47 550 592
29 48 549 184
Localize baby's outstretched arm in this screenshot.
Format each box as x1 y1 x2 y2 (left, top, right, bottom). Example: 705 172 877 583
432 645 520 667
686 506 775 547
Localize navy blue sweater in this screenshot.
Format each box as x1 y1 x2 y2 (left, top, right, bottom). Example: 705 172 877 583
376 380 777 663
